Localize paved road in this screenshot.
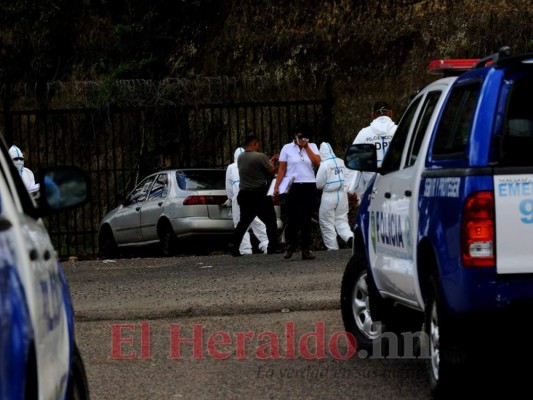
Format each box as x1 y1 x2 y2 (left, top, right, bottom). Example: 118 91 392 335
63 250 431 400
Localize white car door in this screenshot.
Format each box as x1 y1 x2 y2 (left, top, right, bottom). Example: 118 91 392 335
371 82 452 307
113 176 155 244
141 173 169 241
369 94 426 304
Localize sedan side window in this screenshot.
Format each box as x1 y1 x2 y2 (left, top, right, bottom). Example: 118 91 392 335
148 174 169 200
125 177 155 205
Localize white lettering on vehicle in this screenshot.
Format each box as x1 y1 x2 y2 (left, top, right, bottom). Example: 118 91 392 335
496 176 533 225
422 177 461 198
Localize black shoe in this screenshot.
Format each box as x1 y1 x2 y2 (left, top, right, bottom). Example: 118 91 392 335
229 244 242 257
346 237 353 248
302 250 315 260
284 247 293 259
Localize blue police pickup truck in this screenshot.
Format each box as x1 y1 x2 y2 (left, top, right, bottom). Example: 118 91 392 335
341 47 533 398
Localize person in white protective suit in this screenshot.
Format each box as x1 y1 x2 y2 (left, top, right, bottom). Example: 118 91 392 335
316 142 354 250
224 147 269 254
346 101 397 199
9 145 39 194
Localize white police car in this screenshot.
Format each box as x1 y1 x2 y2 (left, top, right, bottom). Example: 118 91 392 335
0 135 89 399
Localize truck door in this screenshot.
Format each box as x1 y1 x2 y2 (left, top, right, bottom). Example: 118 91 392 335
371 89 445 304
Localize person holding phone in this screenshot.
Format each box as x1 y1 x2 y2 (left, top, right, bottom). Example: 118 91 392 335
274 123 321 260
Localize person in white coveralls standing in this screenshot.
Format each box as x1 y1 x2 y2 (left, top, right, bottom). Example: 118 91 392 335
346 101 397 199
225 147 269 254
316 142 354 250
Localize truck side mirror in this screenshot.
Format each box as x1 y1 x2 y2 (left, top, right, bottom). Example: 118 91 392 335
38 166 90 214
344 144 378 172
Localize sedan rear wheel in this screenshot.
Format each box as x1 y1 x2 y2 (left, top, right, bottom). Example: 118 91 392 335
159 222 177 257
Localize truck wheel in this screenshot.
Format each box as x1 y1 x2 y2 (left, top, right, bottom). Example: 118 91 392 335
341 253 386 355
66 344 90 400
425 277 466 398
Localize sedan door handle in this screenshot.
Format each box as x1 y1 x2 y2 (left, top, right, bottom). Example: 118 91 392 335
384 192 391 199
135 207 141 212
158 202 163 207
405 190 412 197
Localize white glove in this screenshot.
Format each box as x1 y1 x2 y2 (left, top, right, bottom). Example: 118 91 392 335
222 199 232 208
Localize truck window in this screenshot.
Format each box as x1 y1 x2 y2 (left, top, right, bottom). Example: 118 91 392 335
432 83 481 159
381 96 421 173
405 91 442 167
500 76 533 166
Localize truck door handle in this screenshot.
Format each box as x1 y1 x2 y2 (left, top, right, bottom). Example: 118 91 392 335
405 190 412 197
384 192 391 199
136 207 141 212
158 202 163 207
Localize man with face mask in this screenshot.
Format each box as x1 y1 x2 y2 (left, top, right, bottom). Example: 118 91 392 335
9 145 38 193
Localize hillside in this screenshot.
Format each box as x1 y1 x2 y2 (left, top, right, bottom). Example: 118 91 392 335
1 0 532 142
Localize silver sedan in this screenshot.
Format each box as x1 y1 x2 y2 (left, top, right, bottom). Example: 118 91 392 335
98 168 282 257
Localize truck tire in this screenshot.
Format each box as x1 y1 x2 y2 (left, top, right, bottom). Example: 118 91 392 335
425 277 467 398
340 252 391 356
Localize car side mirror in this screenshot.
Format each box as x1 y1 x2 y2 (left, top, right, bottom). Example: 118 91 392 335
38 166 90 214
344 144 378 172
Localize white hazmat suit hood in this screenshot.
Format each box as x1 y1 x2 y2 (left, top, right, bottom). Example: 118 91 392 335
9 145 25 173
8 145 38 193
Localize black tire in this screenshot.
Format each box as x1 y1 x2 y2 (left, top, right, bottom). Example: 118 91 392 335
159 222 177 257
98 226 119 259
66 344 90 400
340 252 391 357
425 277 467 399
341 252 423 358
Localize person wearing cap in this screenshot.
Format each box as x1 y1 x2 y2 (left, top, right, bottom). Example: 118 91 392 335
346 101 397 199
225 146 269 255
8 145 38 193
316 142 354 250
274 123 321 260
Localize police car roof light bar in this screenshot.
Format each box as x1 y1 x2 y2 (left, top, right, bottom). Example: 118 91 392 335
427 59 480 76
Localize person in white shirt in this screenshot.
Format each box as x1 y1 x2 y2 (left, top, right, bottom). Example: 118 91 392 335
9 145 39 194
274 124 321 260
316 142 354 250
346 101 397 200
225 147 269 255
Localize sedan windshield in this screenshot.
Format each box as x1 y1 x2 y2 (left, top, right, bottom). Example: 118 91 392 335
175 170 226 190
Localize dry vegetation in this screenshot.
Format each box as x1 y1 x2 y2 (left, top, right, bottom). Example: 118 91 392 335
1 0 532 146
